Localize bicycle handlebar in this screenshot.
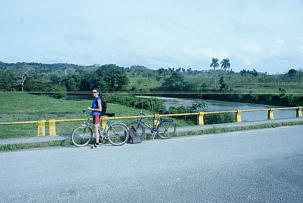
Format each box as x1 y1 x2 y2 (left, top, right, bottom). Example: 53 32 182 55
82 110 90 119
138 109 165 117
82 110 115 118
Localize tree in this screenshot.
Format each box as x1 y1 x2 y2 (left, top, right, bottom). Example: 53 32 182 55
0 69 15 91
219 76 228 91
64 74 82 91
157 68 165 75
168 67 175 73
252 69 258 77
160 72 191 91
210 58 219 89
187 68 192 74
288 69 297 77
95 64 129 91
240 69 247 76
11 66 34 91
279 87 286 97
220 58 230 72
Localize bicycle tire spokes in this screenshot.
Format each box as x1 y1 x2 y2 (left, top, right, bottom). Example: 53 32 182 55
72 126 93 147
107 123 129 146
157 121 176 139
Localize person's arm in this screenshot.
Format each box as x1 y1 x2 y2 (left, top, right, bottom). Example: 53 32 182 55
87 100 102 112
95 99 102 112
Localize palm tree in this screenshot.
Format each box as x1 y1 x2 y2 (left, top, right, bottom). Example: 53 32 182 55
221 58 230 72
210 58 219 89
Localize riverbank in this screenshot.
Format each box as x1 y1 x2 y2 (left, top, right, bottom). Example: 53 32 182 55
136 95 300 122
149 92 303 108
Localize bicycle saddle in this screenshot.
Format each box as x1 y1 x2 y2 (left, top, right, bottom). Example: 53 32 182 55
158 109 165 114
104 113 115 117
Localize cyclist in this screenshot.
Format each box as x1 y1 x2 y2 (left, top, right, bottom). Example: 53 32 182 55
87 89 102 147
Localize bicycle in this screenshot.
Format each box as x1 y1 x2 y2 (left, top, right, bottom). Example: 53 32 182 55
71 110 129 147
128 110 176 139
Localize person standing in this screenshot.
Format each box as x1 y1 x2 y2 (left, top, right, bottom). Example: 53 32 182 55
88 89 102 147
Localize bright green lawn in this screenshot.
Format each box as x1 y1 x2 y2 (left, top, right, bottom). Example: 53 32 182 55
0 92 192 138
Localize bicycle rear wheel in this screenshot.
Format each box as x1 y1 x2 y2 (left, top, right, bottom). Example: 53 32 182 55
157 121 176 139
107 123 129 146
72 126 93 147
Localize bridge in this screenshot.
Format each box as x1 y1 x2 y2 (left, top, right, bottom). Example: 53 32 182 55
0 124 302 202
0 106 302 137
0 107 302 202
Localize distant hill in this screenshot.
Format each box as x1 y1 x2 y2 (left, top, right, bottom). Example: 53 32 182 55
0 61 302 96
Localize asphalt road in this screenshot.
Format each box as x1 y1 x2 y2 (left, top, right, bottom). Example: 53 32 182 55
0 125 303 202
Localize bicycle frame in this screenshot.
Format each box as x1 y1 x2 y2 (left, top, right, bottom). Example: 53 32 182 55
72 111 129 147
82 111 112 139
136 117 157 132
135 116 174 139
100 118 112 138
138 116 173 129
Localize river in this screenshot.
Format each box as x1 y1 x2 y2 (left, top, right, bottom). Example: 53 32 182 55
66 95 298 122
137 96 297 122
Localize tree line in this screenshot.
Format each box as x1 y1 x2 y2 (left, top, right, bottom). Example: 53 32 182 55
0 64 128 96
0 61 302 96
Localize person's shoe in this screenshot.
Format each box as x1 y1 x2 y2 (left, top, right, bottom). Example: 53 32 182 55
94 143 100 148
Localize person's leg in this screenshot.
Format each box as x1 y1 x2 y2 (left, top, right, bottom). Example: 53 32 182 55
95 124 99 143
94 115 100 144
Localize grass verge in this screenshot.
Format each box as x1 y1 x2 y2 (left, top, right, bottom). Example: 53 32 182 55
0 139 72 151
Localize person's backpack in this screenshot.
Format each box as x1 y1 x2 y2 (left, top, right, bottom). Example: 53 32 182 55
97 97 107 115
101 98 107 114
128 126 142 144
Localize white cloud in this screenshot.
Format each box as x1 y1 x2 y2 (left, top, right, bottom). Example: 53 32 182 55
182 48 229 60
1 0 303 73
234 54 254 66
238 40 287 66
268 40 286 57
298 46 303 53
242 42 265 56
297 37 303 53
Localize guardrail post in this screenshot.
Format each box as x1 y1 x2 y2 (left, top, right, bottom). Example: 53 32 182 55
49 120 56 136
38 120 46 136
154 114 160 128
297 106 302 118
101 116 108 131
198 112 204 125
268 108 274 120
235 110 242 122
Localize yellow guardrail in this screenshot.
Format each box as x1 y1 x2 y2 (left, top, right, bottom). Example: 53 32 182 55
0 107 302 136
0 120 46 136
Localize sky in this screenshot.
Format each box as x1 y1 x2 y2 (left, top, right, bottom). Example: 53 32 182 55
0 0 303 73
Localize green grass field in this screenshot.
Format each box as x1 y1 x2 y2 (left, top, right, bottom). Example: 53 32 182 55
126 74 162 91
126 70 303 95
0 92 192 138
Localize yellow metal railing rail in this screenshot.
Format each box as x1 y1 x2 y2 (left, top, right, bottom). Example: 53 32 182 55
0 106 302 136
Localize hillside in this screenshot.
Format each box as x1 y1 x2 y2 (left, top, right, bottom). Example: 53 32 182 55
0 61 303 95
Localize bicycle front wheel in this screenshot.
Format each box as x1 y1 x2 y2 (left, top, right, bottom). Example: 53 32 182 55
157 121 176 139
72 126 93 147
107 123 129 146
